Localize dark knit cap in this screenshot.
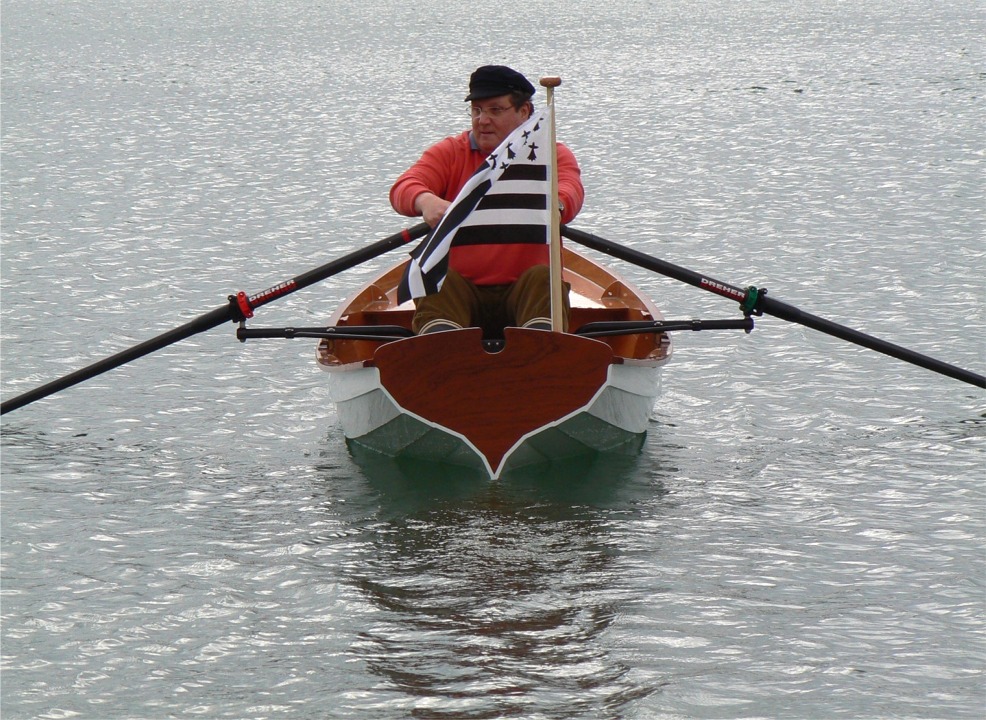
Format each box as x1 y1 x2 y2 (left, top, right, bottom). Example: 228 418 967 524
464 65 536 101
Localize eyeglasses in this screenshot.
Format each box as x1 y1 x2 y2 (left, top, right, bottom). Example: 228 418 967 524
469 105 514 119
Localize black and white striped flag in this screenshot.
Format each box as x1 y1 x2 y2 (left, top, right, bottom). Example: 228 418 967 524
398 111 551 303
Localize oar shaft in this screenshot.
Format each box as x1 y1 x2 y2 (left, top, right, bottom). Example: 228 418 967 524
758 295 985 387
240 223 430 315
562 225 985 388
562 226 749 303
1 223 431 414
1 305 234 415
274 224 428 297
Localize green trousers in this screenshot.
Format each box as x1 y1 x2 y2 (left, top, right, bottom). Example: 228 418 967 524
412 265 570 336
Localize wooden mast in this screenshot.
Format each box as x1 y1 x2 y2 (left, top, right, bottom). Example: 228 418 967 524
539 76 564 333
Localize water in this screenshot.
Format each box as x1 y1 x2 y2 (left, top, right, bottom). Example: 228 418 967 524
2 0 984 717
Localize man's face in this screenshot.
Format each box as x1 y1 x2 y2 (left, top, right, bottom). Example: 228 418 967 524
470 94 531 155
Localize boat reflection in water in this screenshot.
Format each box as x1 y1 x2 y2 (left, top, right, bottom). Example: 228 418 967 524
318 448 668 717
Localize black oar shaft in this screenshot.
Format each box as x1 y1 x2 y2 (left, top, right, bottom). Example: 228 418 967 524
0 305 234 415
1 223 430 415
756 295 984 387
562 226 751 304
562 225 985 388
241 223 429 315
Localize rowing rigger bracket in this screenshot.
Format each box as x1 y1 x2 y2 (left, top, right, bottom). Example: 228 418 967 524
575 317 754 338
741 286 767 316
236 323 415 342
234 317 756 343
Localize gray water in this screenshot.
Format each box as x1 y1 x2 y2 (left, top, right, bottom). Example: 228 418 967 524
2 1 984 718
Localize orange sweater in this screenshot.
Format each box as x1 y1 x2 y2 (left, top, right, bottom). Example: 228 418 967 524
390 130 584 285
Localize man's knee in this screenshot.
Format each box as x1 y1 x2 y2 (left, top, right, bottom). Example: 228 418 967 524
411 269 477 334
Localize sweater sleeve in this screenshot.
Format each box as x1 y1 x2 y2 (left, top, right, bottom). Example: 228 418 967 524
389 136 462 217
556 142 584 225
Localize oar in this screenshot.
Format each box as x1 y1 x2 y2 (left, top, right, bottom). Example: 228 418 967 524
1 223 430 415
562 225 985 388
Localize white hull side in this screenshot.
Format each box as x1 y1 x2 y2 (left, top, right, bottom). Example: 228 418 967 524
325 362 662 477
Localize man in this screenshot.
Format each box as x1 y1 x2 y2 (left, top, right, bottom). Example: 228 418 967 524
390 65 585 335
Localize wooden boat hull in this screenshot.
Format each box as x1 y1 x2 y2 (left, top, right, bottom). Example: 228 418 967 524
318 248 671 478
327 327 661 477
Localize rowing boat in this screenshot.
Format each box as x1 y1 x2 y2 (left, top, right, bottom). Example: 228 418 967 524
316 247 672 478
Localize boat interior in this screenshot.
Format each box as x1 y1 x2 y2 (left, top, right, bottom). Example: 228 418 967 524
318 249 671 366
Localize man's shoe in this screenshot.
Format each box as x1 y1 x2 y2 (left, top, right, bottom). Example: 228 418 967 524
522 318 553 331
419 320 463 334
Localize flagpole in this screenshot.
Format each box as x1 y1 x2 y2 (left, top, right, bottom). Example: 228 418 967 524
540 76 565 333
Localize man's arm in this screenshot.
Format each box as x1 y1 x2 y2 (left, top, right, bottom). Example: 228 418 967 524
390 136 461 222
556 143 585 225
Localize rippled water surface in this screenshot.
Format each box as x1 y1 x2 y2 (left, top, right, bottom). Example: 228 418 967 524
2 1 984 718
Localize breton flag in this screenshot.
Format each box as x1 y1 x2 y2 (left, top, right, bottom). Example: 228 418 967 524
398 111 551 303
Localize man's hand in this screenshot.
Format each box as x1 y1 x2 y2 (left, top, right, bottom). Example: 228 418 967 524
414 193 451 228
